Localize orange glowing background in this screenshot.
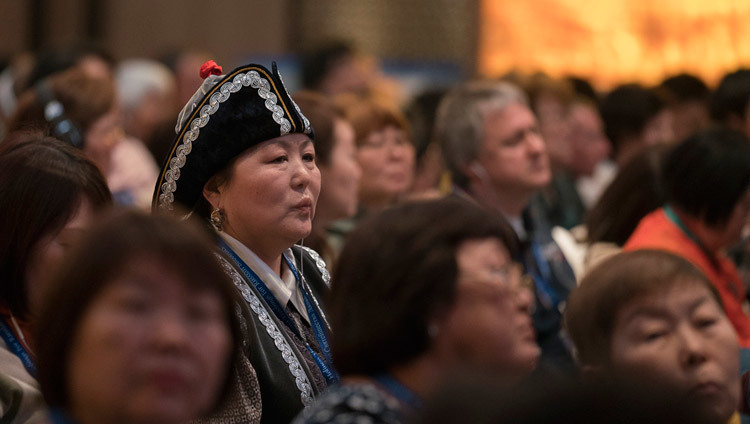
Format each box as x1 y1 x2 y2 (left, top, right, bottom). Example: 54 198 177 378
478 0 750 88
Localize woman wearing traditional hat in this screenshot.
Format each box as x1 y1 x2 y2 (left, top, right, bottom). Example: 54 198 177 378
153 61 336 424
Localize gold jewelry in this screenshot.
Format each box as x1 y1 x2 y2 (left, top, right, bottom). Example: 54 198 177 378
210 207 225 231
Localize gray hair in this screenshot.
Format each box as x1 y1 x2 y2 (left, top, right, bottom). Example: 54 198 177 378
115 59 176 112
435 80 528 188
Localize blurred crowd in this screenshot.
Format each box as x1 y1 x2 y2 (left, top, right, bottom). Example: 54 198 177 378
2 38 750 424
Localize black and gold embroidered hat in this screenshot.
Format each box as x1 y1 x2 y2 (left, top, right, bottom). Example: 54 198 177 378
152 61 313 213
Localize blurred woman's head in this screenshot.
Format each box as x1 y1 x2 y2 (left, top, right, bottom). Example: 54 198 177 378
335 94 414 210
331 199 538 381
662 127 750 250
0 133 111 320
585 144 669 246
293 91 361 223
8 67 120 173
36 210 241 424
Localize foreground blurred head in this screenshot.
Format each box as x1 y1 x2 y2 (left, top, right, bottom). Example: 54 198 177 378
331 198 539 383
36 210 242 424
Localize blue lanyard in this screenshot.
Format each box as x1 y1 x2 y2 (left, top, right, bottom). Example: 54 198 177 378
0 318 36 378
374 374 422 410
218 240 339 385
529 242 562 309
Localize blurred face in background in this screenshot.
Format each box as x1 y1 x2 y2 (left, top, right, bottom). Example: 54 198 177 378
356 125 414 209
476 102 551 200
84 103 122 175
535 92 571 170
567 102 611 177
318 118 361 220
642 109 675 147
67 257 232 424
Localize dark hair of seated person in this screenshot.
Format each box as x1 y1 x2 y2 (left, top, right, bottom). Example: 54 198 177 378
585 144 669 246
662 126 750 229
0 132 111 320
329 198 518 376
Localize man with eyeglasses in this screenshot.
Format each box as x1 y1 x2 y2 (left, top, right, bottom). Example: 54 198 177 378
435 80 577 371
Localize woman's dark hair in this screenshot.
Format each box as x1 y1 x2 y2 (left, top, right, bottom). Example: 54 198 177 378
599 84 666 154
659 73 710 104
565 249 720 368
585 144 669 245
663 127 750 228
0 132 111 319
710 68 750 124
330 198 518 375
35 210 243 414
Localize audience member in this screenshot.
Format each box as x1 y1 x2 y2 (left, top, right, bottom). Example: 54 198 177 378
537 95 612 229
115 59 177 144
523 74 574 174
600 83 674 167
625 128 750 347
293 91 361 270
153 61 334 423
711 69 750 138
159 49 213 106
294 199 539 424
7 67 121 178
581 144 669 271
435 80 576 369
110 59 174 208
22 42 114 92
301 41 371 98
659 73 711 143
0 133 111 423
566 250 740 424
35 210 242 424
335 94 415 212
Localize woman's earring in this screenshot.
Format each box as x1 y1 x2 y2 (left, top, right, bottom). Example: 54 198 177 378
210 207 225 232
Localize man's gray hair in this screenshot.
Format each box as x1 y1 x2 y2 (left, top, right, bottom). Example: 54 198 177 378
435 80 528 188
116 59 176 112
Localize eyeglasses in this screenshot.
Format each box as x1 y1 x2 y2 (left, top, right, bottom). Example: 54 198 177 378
457 261 535 303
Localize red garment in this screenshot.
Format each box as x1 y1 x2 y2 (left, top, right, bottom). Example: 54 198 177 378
624 208 750 347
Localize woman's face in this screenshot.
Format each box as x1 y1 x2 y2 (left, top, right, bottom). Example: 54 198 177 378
84 105 122 174
318 118 361 221
356 125 414 208
208 133 321 253
67 257 232 424
437 238 539 380
609 283 739 423
25 198 94 317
